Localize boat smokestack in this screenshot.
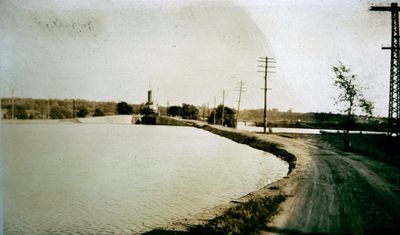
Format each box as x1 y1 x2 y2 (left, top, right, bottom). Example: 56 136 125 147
148 90 152 104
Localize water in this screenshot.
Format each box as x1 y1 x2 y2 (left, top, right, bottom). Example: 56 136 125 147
236 122 385 134
1 123 288 234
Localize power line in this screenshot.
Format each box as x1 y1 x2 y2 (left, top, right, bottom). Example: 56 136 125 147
235 80 246 124
258 56 276 133
11 88 14 120
213 96 216 125
221 89 225 126
370 2 400 136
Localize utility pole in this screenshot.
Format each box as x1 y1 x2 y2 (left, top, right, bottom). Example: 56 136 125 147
213 96 216 125
47 98 50 119
202 104 206 121
207 102 210 118
235 80 246 125
167 100 169 116
11 88 14 120
221 89 225 126
370 3 400 136
258 56 276 133
72 99 76 118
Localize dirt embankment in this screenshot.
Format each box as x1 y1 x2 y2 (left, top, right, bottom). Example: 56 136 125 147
200 125 296 173
158 119 296 173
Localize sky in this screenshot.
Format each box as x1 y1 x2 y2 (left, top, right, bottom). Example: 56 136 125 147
0 0 396 116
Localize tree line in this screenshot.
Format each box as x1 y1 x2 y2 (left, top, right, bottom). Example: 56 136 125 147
167 104 237 127
0 98 239 124
0 98 139 119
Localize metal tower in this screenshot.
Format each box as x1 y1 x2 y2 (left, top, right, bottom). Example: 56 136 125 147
371 3 400 136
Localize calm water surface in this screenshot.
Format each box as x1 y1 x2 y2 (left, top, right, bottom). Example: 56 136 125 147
1 123 288 234
236 122 385 134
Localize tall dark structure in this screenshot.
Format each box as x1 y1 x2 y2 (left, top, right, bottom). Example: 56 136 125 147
258 57 275 133
371 3 400 136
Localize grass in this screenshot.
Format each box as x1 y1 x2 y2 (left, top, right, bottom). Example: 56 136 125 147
201 125 296 173
144 195 286 235
317 134 400 169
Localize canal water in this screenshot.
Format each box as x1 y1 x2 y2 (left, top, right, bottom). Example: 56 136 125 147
1 123 288 234
236 122 385 134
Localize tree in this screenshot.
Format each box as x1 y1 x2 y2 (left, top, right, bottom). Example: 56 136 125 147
93 108 105 117
167 106 182 117
332 61 374 132
208 105 236 127
50 106 69 119
76 107 89 118
116 102 133 115
181 103 199 120
15 105 28 119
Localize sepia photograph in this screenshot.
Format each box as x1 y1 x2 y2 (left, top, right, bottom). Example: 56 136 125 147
1 0 399 234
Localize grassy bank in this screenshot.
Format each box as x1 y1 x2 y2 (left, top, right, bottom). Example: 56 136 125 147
156 118 296 172
144 195 286 235
316 133 400 169
200 125 296 174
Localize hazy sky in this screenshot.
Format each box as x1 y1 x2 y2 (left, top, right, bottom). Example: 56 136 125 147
0 0 395 116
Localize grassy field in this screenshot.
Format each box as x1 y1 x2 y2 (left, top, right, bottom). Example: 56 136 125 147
315 133 400 169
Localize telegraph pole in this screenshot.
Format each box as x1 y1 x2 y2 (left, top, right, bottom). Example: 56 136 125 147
370 3 400 136
202 104 206 120
47 98 50 119
213 96 216 125
235 80 246 125
11 88 14 120
167 100 169 116
258 57 276 133
207 102 210 117
221 89 225 126
72 99 76 118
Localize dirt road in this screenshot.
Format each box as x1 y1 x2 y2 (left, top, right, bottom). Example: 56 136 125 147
264 137 400 234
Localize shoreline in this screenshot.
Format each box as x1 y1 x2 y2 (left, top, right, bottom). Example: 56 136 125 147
4 117 309 233
144 119 312 234
5 117 398 233
146 118 400 234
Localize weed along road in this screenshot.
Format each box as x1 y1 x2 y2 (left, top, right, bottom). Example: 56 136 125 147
264 135 400 234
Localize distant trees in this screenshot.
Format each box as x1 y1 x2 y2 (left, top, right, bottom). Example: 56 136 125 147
181 103 199 120
93 108 105 117
208 105 236 127
14 105 28 119
167 106 182 117
50 106 71 119
165 104 198 120
76 107 89 118
0 98 137 119
116 102 133 115
332 62 374 132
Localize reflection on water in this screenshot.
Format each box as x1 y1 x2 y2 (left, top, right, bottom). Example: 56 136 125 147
1 124 288 234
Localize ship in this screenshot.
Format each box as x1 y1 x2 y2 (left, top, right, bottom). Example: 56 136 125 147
140 89 159 125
